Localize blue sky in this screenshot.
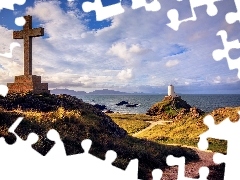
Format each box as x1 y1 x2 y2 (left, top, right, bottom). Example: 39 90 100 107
0 0 240 94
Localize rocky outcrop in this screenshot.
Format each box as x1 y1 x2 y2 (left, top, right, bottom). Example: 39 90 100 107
146 96 204 120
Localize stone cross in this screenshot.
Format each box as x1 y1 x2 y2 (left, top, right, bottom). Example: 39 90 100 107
13 15 44 76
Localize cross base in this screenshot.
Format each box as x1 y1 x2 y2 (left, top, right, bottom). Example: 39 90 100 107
7 75 50 94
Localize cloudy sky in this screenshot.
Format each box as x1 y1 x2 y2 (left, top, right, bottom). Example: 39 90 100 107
0 0 240 94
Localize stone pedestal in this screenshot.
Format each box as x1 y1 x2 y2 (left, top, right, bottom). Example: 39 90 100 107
7 75 50 94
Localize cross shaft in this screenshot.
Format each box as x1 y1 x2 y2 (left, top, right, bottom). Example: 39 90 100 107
13 15 44 75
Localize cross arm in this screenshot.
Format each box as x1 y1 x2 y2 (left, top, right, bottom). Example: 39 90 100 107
13 30 23 39
29 27 44 37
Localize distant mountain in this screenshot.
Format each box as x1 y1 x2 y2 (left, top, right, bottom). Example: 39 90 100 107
88 89 129 95
50 88 86 95
50 88 153 95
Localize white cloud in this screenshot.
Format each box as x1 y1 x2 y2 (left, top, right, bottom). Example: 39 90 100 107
213 76 221 84
107 42 131 60
117 69 133 80
0 0 238 93
107 42 149 61
165 59 179 67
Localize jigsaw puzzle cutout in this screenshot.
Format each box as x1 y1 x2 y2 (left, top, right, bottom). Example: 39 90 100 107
131 0 161 12
167 0 221 31
0 0 26 26
0 1 26 59
0 0 26 11
198 113 240 180
15 16 26 26
0 85 9 97
0 42 21 58
225 0 240 24
152 168 163 180
0 118 140 180
212 30 240 78
1 0 240 179
0 85 19 145
82 0 125 21
166 155 209 180
14 119 56 156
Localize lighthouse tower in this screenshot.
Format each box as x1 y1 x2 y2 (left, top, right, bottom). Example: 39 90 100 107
168 85 177 97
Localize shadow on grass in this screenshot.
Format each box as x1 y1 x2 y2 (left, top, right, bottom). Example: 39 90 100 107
0 111 199 180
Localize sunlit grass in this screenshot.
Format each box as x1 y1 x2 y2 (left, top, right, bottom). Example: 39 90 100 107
110 107 240 154
0 107 199 180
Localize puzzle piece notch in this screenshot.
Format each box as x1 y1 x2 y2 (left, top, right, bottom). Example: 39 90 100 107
7 116 43 156
81 138 92 153
212 30 240 79
198 112 240 180
0 42 21 58
82 0 125 21
225 0 240 24
167 0 221 31
14 118 55 156
0 120 78 180
131 0 161 12
0 0 26 10
152 169 163 180
15 16 26 26
105 149 117 164
198 114 239 150
166 155 209 180
0 85 9 97
0 115 24 145
81 139 139 179
46 129 66 157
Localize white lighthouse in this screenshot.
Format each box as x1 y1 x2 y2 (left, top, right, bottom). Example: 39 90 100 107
168 85 177 97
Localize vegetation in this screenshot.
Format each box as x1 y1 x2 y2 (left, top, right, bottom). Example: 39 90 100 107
146 96 204 120
111 107 240 154
107 113 153 135
0 93 200 180
2 93 237 178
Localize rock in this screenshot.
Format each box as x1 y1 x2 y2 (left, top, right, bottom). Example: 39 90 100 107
93 104 107 111
105 109 114 113
116 101 129 106
126 104 138 107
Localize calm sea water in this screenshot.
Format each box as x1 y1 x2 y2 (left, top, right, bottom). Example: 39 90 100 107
76 94 240 114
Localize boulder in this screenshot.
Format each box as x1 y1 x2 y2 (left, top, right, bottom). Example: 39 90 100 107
126 104 138 107
105 109 114 113
93 104 107 111
116 101 129 106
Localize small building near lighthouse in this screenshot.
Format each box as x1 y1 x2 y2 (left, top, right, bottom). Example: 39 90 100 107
168 84 177 97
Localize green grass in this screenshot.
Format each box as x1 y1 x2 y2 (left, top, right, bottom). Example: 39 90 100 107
108 113 155 121
109 107 240 154
0 108 199 180
108 113 151 135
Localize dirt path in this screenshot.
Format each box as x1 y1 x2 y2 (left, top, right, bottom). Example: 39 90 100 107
132 121 224 179
161 145 217 179
132 120 172 137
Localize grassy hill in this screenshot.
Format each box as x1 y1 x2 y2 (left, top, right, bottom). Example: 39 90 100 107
0 93 199 180
109 107 240 154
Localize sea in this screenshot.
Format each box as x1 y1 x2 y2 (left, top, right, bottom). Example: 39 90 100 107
76 94 240 114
